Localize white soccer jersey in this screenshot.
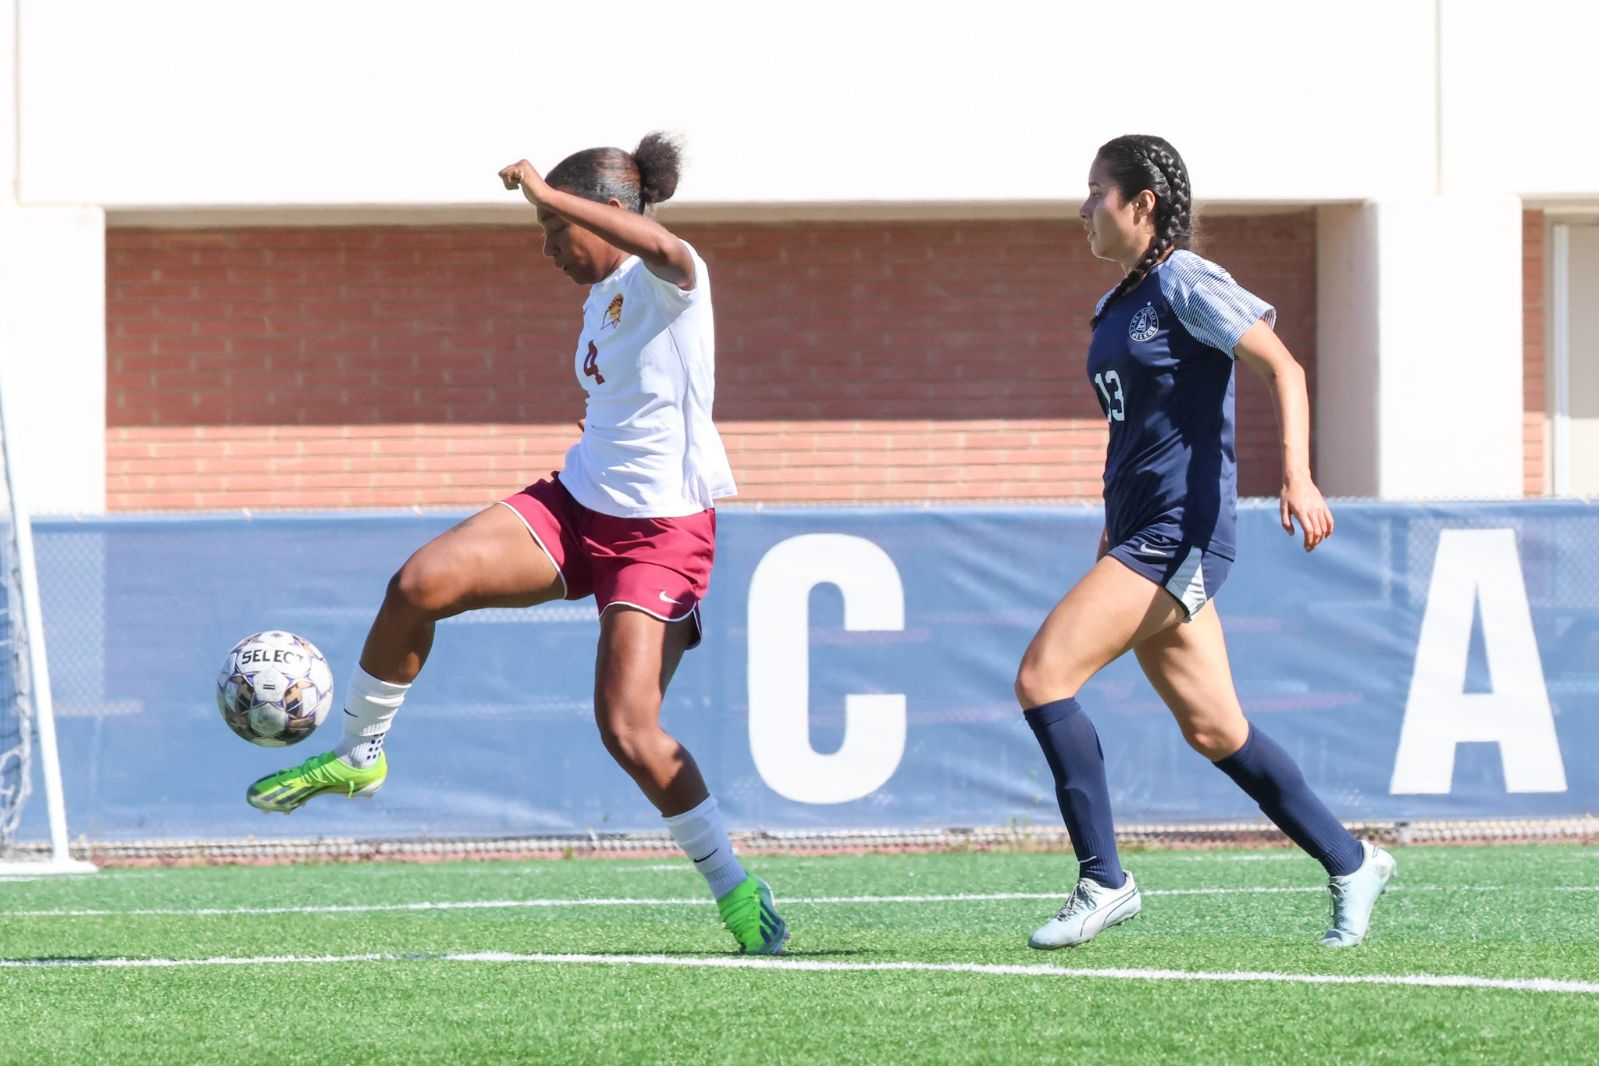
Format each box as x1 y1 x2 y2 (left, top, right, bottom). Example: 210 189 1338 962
557 241 736 518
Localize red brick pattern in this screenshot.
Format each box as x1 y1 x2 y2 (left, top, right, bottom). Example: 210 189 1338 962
106 216 1317 509
1523 210 1547 496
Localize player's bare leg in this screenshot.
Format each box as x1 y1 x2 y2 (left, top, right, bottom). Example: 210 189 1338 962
592 605 705 815
1136 606 1394 946
594 605 786 954
362 503 565 684
1015 554 1187 707
1131 605 1249 760
1018 555 1185 948
248 504 564 813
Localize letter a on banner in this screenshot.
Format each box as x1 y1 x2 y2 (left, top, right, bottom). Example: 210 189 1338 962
747 534 906 804
1390 529 1567 794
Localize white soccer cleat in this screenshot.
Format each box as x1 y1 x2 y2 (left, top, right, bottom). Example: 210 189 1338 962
1028 872 1141 949
1319 840 1396 948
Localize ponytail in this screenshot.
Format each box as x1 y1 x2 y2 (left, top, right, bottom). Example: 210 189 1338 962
545 130 684 214
631 132 682 208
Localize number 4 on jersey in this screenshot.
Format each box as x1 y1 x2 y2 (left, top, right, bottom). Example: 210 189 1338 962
583 341 606 385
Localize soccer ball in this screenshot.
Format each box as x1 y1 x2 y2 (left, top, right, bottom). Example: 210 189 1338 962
216 630 335 747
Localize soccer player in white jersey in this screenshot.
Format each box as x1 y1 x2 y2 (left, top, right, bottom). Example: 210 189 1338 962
246 133 787 955
1016 135 1394 949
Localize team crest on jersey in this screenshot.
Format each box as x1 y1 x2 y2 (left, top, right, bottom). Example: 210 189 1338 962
602 294 624 331
1128 303 1160 342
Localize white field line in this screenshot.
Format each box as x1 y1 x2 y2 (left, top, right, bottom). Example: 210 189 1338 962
1175 854 1301 863
57 862 684 881
0 950 1596 996
0 884 1546 919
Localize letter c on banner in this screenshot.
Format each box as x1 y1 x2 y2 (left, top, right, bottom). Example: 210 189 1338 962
746 534 906 804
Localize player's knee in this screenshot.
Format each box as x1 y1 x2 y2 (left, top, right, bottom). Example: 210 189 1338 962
1182 723 1236 761
386 552 462 617
1013 668 1040 708
1014 654 1073 708
596 721 632 766
596 717 663 773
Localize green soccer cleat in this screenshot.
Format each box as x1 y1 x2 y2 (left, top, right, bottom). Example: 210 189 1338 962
716 874 788 955
246 751 387 813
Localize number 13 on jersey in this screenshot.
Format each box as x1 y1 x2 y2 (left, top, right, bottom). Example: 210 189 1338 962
1094 371 1125 422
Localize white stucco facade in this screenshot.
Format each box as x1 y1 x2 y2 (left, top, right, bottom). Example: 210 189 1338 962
4 0 1598 509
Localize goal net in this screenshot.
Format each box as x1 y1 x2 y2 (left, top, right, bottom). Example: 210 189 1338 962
0 362 93 875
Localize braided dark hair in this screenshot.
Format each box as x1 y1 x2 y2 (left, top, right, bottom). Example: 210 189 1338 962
1089 134 1193 328
545 131 683 214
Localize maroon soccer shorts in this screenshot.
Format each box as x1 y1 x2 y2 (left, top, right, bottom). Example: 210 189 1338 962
499 475 716 647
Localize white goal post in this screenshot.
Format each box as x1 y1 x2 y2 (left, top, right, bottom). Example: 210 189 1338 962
0 349 95 876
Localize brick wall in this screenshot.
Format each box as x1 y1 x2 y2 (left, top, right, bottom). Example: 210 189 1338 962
1523 209 1547 496
106 214 1317 509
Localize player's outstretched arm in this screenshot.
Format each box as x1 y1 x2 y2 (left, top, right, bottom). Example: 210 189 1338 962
499 159 696 290
1235 320 1334 552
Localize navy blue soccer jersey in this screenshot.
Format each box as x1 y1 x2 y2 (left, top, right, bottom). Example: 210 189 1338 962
1086 250 1275 561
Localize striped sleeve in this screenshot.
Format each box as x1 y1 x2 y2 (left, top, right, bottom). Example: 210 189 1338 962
1157 251 1276 357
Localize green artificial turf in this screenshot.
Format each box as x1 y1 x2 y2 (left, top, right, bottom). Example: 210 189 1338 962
1 846 1595 1064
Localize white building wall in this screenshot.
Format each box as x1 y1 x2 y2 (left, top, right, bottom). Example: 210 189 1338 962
1441 1 1599 200
0 0 105 514
1318 199 1525 500
1555 224 1599 495
0 210 107 515
18 0 1438 211
0 0 13 203
1371 198 1525 498
1315 206 1381 497
4 0 1597 508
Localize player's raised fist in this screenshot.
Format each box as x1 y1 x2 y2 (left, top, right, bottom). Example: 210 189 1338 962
499 160 547 202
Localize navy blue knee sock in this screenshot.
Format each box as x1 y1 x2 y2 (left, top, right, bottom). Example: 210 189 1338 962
1024 697 1125 889
1213 724 1364 877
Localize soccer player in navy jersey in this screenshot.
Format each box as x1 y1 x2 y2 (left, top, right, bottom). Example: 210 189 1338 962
1015 135 1394 949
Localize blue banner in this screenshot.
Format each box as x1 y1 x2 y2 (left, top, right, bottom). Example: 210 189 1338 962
17 500 1599 842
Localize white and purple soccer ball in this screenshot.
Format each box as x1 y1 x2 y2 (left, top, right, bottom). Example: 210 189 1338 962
216 630 335 747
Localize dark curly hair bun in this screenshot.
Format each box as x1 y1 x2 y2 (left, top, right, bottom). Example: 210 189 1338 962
633 132 683 207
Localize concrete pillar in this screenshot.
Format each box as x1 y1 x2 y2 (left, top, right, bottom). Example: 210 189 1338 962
0 0 106 513
1314 205 1381 496
1316 197 1524 499
0 210 107 514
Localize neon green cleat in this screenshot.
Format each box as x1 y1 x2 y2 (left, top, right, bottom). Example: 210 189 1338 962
246 751 386 813
716 874 788 955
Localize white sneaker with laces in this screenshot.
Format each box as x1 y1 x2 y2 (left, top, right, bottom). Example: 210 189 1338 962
1028 872 1141 949
1319 840 1395 948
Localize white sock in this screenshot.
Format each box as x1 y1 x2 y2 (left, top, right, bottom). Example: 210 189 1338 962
663 795 747 900
334 665 410 768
